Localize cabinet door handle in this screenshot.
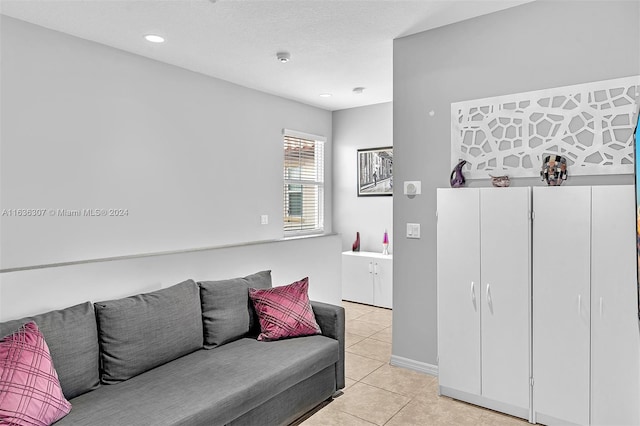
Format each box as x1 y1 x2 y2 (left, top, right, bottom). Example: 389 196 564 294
374 263 379 275
599 297 603 317
578 294 582 316
470 281 476 304
486 284 491 306
368 262 373 274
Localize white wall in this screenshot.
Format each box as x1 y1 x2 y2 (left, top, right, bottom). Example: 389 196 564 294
333 102 393 253
0 16 333 270
0 234 342 322
393 0 640 368
0 16 341 319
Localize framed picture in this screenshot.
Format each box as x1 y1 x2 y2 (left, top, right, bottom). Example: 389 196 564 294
357 147 393 196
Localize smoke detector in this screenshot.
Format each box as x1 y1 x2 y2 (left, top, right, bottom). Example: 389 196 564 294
353 87 365 94
276 52 291 63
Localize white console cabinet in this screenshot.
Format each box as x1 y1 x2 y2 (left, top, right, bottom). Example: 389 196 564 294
341 251 392 308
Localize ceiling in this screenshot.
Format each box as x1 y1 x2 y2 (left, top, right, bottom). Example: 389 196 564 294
0 0 533 111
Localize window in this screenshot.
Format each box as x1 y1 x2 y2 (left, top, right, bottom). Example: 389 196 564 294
283 130 324 236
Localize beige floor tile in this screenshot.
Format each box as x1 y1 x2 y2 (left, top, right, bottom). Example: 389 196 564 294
344 306 374 321
342 301 377 311
345 332 368 348
411 377 441 405
346 338 392 363
345 309 365 321
346 319 388 338
369 326 392 344
301 402 376 426
345 352 384 381
361 364 436 397
343 302 379 322
344 377 357 390
356 309 393 327
385 399 482 426
331 382 411 426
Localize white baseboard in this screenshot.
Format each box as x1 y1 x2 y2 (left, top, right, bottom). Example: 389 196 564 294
389 355 438 376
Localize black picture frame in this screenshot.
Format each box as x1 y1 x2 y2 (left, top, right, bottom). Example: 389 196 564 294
357 147 393 196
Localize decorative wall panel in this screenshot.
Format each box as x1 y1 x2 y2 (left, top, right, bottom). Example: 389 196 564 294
451 76 640 179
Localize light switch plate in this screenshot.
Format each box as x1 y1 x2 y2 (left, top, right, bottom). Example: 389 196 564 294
261 215 269 225
406 223 421 238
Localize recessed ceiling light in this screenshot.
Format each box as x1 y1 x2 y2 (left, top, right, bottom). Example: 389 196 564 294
276 52 291 63
319 93 332 98
144 34 165 43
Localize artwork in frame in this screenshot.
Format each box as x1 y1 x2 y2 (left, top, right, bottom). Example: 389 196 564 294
357 147 393 196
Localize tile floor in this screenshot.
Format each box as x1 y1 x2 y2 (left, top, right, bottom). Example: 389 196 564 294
301 301 528 426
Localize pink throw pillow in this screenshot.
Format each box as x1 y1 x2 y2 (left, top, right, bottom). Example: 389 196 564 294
0 321 72 426
249 277 321 341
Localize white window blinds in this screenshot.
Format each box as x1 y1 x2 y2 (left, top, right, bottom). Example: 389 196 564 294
283 131 324 236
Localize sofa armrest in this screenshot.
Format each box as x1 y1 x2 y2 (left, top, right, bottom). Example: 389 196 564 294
311 301 345 391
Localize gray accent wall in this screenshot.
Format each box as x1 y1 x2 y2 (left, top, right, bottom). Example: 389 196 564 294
393 1 640 366
333 102 393 253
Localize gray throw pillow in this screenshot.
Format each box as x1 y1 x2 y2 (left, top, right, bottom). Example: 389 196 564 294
198 270 272 349
0 302 100 399
94 279 203 384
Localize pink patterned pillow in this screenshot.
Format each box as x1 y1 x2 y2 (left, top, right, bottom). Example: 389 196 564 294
0 322 72 426
249 277 321 341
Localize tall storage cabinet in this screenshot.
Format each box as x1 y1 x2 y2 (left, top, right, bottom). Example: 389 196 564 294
533 185 640 426
532 186 591 425
437 187 531 420
590 186 640 426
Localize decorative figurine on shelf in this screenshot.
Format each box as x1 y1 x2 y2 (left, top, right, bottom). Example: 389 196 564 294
382 230 389 255
352 232 360 252
490 175 511 187
450 160 467 188
540 154 568 186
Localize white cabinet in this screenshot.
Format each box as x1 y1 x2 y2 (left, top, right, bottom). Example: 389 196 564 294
590 185 640 426
533 185 640 426
532 186 591 425
342 251 392 308
437 187 531 420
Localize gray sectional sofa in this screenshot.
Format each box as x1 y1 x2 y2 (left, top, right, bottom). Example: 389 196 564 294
0 271 345 425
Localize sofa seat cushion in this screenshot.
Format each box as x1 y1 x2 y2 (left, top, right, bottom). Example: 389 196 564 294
54 335 339 426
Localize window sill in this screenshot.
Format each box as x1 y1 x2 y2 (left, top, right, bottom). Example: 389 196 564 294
281 231 336 241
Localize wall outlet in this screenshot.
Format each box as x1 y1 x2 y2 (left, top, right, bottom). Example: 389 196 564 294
261 215 269 225
406 223 421 238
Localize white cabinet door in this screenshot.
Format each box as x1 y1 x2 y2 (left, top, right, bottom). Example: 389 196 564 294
591 185 640 426
373 257 393 309
437 188 481 395
342 253 374 305
480 187 530 412
533 186 591 426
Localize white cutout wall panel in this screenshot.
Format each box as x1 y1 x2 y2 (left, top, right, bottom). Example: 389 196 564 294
451 76 640 179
